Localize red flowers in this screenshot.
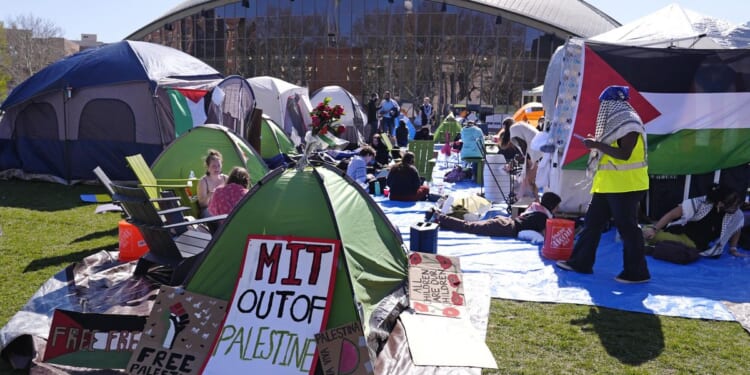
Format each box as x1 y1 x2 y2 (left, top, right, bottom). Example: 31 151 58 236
310 97 345 136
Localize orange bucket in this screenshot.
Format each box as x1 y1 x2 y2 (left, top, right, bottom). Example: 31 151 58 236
542 218 575 260
118 220 149 262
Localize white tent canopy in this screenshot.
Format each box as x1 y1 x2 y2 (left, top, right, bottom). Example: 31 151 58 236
310 85 366 147
246 76 312 145
589 3 728 49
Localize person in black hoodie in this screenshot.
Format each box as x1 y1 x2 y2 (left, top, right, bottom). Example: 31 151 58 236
395 120 409 148
371 133 391 167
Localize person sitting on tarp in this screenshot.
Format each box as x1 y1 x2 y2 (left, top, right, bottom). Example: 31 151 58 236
643 183 746 258
346 146 376 189
208 166 250 218
387 151 430 201
414 125 432 140
371 133 391 167
426 192 561 238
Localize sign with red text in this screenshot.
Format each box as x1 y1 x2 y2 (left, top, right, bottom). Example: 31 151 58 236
126 286 227 375
43 310 146 369
202 235 340 375
407 252 465 318
314 321 373 375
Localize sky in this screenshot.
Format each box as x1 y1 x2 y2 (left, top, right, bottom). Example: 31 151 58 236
2 0 747 43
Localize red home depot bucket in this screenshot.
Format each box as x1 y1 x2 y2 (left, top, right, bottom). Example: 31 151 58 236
542 218 575 260
118 220 149 262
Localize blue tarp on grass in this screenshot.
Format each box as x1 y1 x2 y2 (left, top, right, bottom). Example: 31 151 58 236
375 178 750 322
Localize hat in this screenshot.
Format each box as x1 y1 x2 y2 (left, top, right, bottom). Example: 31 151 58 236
541 192 562 212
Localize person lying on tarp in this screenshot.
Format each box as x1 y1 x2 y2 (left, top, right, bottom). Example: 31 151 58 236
426 192 561 239
643 183 746 258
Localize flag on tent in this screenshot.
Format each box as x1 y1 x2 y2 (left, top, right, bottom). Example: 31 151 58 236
564 43 750 175
167 88 209 136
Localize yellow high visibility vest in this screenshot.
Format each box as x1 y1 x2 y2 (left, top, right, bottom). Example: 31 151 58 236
591 135 648 193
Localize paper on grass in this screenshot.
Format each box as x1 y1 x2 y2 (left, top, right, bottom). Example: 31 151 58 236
399 310 497 369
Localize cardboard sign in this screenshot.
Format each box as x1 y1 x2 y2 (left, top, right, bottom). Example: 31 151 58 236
314 321 373 375
407 252 465 318
203 235 340 375
126 286 227 375
44 310 147 369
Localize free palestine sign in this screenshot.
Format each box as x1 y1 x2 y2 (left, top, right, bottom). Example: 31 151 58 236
202 235 340 374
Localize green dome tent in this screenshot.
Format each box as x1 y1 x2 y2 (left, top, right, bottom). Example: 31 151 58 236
257 114 297 159
150 124 268 183
185 165 408 342
433 112 462 143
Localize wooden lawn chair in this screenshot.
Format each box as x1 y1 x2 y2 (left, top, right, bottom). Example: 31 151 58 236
125 154 199 217
110 183 227 285
408 140 436 182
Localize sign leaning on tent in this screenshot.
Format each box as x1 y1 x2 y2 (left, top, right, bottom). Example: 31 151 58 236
202 235 340 374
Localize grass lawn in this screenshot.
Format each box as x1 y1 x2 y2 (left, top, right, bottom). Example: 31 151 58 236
1 179 749 374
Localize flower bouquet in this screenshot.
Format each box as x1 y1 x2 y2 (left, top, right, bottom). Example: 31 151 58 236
299 97 348 169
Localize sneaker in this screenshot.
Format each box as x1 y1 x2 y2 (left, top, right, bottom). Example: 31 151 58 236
555 261 593 274
614 273 650 284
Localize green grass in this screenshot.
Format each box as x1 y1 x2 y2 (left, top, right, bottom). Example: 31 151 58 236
1 179 749 374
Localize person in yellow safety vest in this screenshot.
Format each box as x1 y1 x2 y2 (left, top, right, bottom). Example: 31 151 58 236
557 85 651 284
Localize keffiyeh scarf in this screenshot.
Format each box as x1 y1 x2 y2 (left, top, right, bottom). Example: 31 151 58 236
667 196 745 257
586 96 647 178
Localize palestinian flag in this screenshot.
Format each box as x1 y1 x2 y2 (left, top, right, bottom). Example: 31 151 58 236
167 88 208 136
565 42 750 175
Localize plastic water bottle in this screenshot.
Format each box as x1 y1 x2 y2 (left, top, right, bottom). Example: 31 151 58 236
374 181 381 196
186 170 196 198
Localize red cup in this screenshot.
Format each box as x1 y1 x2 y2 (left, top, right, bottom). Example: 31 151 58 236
383 187 390 197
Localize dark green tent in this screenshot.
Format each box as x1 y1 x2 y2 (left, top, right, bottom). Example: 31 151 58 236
185 165 408 334
150 124 269 184
257 114 297 159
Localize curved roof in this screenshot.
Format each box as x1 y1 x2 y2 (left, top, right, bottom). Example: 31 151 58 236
127 0 619 40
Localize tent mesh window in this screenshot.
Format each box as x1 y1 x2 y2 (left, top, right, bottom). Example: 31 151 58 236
79 99 136 142
16 102 58 139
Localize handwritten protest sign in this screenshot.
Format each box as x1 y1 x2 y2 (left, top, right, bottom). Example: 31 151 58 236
202 235 340 375
44 310 146 369
314 321 372 375
407 252 465 318
126 286 227 375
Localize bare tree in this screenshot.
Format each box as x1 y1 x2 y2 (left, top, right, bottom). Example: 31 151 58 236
1 14 64 95
0 24 11 101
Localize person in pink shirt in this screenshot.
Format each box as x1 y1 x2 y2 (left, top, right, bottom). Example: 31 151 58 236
208 167 250 218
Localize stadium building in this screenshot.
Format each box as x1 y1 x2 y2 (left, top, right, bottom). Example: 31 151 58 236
127 0 618 115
